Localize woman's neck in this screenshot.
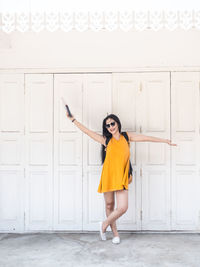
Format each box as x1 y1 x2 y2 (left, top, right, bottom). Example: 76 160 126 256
112 132 121 140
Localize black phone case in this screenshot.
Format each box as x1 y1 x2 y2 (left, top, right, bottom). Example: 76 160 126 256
66 105 73 117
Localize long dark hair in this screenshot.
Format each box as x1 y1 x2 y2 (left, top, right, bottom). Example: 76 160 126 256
101 114 121 164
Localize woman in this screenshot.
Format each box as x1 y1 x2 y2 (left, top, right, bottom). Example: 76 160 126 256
66 111 177 244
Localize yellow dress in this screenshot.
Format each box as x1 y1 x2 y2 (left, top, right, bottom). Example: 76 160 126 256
97 133 130 193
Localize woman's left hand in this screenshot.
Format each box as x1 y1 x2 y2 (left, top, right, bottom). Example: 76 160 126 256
166 139 177 146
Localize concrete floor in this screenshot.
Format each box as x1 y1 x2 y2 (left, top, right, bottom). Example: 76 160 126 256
0 232 200 267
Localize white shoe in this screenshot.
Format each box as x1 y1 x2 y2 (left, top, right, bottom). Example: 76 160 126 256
99 221 106 241
112 236 120 244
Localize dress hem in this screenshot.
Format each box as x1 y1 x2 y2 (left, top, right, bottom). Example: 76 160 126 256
97 185 128 193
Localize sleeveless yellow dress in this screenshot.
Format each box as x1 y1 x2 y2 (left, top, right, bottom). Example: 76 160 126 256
97 133 130 193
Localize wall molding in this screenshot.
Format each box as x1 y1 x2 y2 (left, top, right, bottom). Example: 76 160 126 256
0 10 200 33
1 66 200 74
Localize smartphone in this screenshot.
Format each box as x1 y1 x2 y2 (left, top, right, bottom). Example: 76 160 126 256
66 105 73 117
61 98 73 117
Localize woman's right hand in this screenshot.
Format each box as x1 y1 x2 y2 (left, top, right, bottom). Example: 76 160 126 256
66 111 75 121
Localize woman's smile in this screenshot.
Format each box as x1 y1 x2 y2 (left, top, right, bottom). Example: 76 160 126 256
109 125 116 133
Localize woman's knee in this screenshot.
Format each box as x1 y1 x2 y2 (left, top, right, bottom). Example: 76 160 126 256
117 205 128 215
106 201 115 211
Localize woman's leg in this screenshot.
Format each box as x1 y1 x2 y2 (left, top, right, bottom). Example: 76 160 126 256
103 191 119 237
102 189 128 233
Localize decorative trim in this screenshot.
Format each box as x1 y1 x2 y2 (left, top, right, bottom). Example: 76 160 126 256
0 10 200 33
1 67 200 74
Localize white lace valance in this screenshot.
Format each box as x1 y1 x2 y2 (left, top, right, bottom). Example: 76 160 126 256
1 11 200 33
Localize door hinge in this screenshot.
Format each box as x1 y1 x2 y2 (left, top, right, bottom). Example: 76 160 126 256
140 210 143 220
139 82 142 92
24 211 26 229
140 167 142 177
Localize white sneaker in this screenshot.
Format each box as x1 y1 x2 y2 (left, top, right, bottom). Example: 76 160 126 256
99 221 106 241
112 236 120 244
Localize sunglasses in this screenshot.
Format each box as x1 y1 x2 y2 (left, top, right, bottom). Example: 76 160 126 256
106 121 116 128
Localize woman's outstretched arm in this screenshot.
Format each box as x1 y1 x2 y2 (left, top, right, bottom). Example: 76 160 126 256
66 112 106 146
127 132 177 146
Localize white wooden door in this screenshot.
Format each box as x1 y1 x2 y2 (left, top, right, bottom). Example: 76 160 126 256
139 72 171 230
113 72 171 230
82 74 112 230
0 74 24 232
171 72 200 231
1 71 200 233
54 74 83 230
112 73 141 230
24 74 53 231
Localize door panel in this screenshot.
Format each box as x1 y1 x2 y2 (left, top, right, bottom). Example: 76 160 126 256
82 73 112 230
113 73 140 230
140 72 171 230
0 74 24 232
171 72 200 230
113 72 171 230
25 74 53 231
54 74 82 230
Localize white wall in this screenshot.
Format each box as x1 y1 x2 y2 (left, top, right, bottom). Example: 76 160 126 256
0 29 200 69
